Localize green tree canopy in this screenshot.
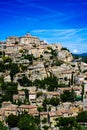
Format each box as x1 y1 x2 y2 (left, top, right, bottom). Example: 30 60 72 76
58 117 86 130
6 114 18 128
18 114 39 130
60 89 76 102
2 82 18 102
18 76 32 87
77 111 87 122
10 63 20 81
50 97 60 106
0 121 8 130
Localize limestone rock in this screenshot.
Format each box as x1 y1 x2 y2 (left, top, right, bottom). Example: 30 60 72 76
57 50 73 62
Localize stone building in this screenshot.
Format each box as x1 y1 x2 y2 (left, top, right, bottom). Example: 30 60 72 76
19 33 40 45
6 36 19 44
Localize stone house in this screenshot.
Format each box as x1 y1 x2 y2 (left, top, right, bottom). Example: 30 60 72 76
61 70 73 80
4 74 11 82
6 36 19 45
2 101 12 108
19 33 40 45
13 95 19 103
46 92 59 99
0 108 5 121
13 90 37 103
40 112 49 122
18 91 25 102
19 105 37 114
28 110 39 116
48 111 62 124
29 92 36 104
3 104 18 117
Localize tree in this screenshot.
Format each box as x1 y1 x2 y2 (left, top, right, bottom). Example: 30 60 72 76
20 64 27 71
46 74 58 91
42 125 49 130
18 76 32 87
10 63 19 81
6 114 18 128
0 51 2 56
70 89 76 102
50 48 57 57
81 84 84 101
71 72 74 85
0 61 5 72
58 117 76 127
42 97 50 111
60 89 76 102
33 74 59 91
37 106 44 112
50 97 60 106
24 89 29 103
2 56 12 63
36 91 43 98
0 121 8 130
58 117 85 130
0 76 5 90
18 114 38 130
77 111 87 122
2 82 18 102
42 117 47 124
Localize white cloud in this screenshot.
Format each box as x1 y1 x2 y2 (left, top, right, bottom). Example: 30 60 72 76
73 49 78 53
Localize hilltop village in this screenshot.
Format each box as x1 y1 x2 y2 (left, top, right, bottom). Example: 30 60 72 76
0 33 87 130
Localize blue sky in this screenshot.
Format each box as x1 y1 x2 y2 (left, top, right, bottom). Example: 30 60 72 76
0 0 87 53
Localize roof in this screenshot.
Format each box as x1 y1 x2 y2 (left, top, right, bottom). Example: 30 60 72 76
2 101 12 107
18 91 25 95
29 92 36 95
28 110 39 115
19 105 37 109
4 105 18 111
46 92 59 96
21 33 39 39
59 87 81 92
59 87 72 91
40 112 48 115
49 111 62 117
61 70 73 74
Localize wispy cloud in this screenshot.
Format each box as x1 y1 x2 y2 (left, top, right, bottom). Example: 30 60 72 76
31 28 87 53
32 28 85 38
28 3 63 15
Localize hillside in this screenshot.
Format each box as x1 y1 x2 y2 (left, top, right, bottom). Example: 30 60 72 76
0 34 87 130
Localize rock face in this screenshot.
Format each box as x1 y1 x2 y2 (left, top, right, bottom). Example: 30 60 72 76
57 50 73 62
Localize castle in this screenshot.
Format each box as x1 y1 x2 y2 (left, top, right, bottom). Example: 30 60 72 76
0 33 62 58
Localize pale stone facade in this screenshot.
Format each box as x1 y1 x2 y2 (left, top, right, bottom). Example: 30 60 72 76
19 33 40 45
6 36 19 44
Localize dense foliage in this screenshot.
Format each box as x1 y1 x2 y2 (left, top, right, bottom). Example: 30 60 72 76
57 117 87 130
60 89 76 102
18 76 32 87
0 121 8 130
6 113 40 130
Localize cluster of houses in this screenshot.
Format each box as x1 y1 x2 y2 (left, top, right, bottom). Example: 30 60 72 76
0 100 83 126
0 84 86 127
0 33 87 129
0 33 62 58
